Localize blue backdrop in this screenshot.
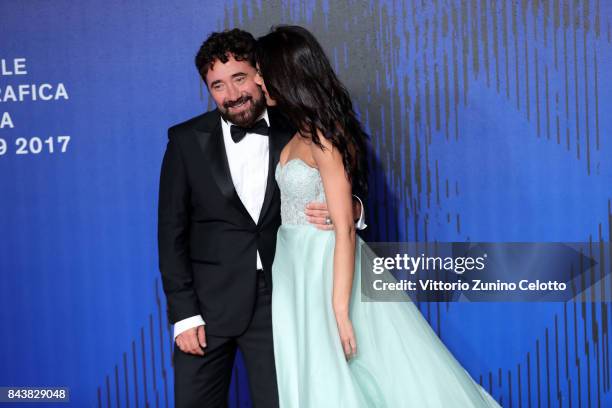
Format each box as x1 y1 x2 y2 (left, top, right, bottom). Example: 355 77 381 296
1 1 611 406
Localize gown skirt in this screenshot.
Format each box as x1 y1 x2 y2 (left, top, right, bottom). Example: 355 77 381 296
271 224 501 408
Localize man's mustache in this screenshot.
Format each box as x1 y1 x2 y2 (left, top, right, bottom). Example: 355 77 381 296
224 95 252 109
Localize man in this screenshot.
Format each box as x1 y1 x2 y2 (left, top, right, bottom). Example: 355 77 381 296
158 28 365 407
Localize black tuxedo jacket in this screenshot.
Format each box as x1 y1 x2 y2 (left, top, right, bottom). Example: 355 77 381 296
158 108 294 336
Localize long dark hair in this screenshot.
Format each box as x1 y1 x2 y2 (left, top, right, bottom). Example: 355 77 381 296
256 25 368 196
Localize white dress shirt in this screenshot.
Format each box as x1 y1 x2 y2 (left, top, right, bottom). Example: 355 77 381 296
222 111 270 269
173 110 367 339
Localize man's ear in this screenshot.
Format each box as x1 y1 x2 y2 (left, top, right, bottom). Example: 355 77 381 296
201 61 215 88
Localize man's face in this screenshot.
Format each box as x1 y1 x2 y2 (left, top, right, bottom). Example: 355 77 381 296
205 55 266 127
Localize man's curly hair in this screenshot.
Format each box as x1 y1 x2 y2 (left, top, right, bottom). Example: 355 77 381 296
195 28 257 83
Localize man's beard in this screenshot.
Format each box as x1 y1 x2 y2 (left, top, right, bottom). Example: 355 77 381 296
219 93 266 127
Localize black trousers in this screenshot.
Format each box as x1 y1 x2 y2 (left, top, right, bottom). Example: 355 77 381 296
173 270 279 408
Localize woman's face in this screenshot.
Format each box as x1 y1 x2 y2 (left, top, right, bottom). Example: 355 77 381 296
254 65 277 106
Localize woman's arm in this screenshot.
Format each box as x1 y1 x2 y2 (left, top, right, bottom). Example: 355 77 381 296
310 133 357 360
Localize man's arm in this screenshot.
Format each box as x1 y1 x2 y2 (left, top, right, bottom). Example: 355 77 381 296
159 130 208 355
352 194 367 230
158 130 203 333
305 195 367 230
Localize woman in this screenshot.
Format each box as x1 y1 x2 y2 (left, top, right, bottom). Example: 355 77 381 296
254 25 500 407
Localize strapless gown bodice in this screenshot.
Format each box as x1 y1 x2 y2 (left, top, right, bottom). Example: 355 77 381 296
275 158 326 226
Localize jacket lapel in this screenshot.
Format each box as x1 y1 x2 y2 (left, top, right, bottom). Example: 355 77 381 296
257 109 293 225
194 112 255 225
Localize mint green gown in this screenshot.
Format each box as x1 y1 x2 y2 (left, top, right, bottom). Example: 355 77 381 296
272 159 500 407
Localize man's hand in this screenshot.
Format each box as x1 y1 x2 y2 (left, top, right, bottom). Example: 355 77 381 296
305 198 363 231
305 202 334 230
176 325 207 356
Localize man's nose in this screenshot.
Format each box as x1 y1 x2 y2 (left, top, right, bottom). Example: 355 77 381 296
226 83 240 101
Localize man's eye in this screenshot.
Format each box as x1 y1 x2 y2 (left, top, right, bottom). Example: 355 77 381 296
212 84 223 91
236 76 246 83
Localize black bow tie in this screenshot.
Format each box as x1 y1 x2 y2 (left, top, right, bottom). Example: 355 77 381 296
230 118 270 143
